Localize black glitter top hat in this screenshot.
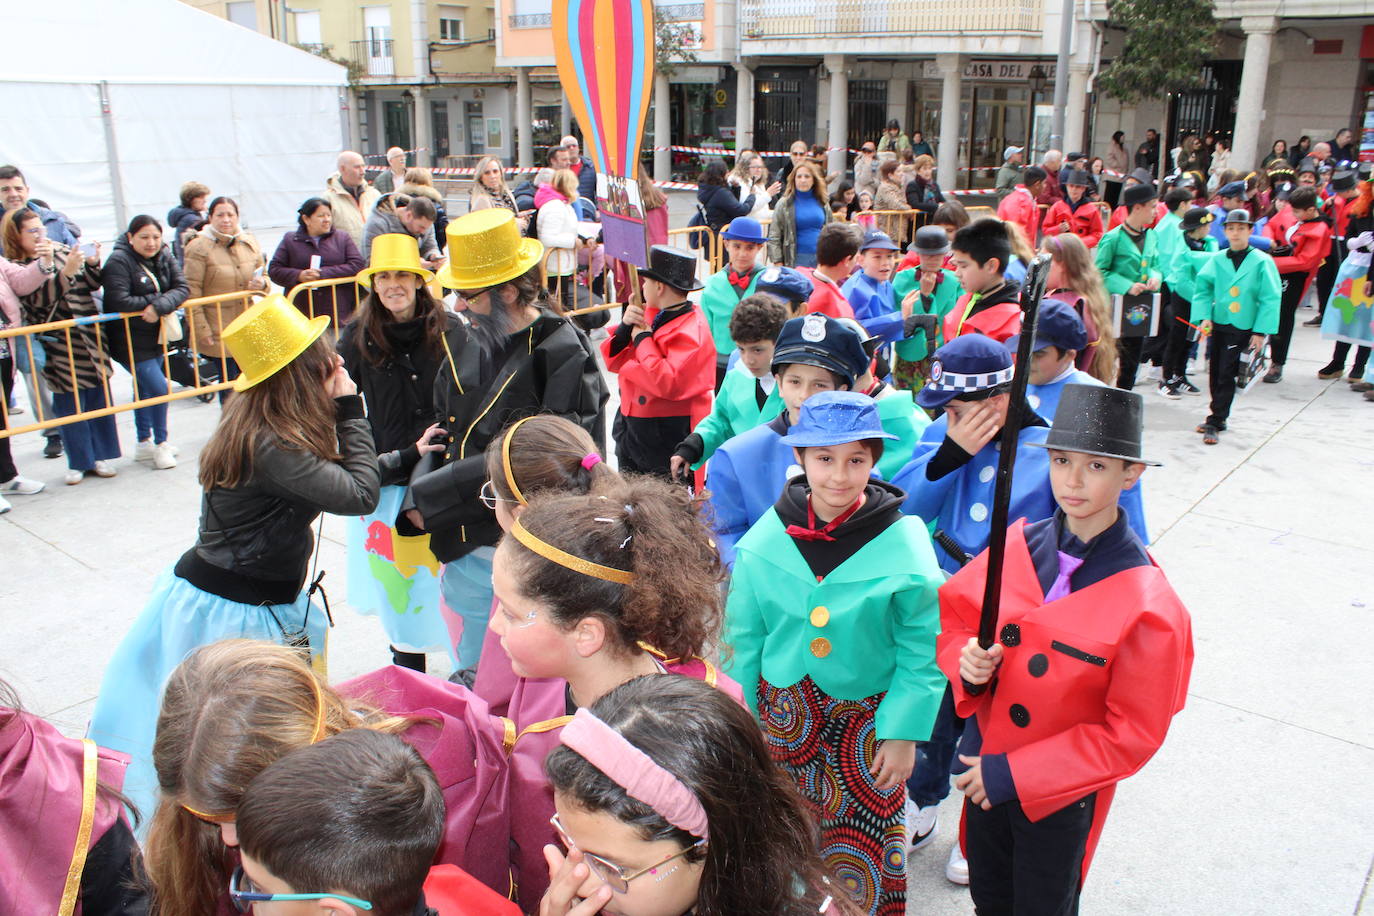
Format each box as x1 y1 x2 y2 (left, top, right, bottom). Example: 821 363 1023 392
1031 384 1162 466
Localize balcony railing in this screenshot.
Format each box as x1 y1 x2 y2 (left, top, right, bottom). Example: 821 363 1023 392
658 2 705 20
739 0 1042 37
351 38 395 77
508 12 553 27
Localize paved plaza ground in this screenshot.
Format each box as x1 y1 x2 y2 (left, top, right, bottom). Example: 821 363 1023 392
0 304 1370 914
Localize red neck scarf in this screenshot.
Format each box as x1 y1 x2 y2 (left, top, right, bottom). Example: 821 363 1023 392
785 493 864 542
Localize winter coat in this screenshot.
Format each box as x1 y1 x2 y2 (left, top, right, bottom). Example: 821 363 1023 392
998 185 1041 246
995 164 1022 202
904 176 945 214
407 309 609 562
268 228 365 324
101 237 189 365
512 179 538 216
398 182 449 253
768 192 832 267
324 172 382 249
166 204 204 265
572 156 597 209
1095 224 1163 296
362 193 440 261
373 168 407 195
15 247 110 394
853 155 880 198
6 201 79 248
0 257 46 329
1191 247 1282 335
183 227 264 358
697 183 755 234
536 191 580 276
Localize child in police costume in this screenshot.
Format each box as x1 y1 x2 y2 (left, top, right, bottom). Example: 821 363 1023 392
892 225 964 389
671 293 788 479
700 217 768 387
1191 209 1282 445
940 383 1193 916
755 264 815 316
724 391 945 916
836 317 931 481
1095 182 1164 390
705 313 870 566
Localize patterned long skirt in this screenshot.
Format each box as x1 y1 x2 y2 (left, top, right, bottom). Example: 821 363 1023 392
760 677 906 916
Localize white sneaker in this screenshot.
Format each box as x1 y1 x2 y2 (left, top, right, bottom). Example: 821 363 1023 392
0 475 45 495
152 442 177 470
135 440 155 462
65 470 85 485
945 844 969 885
1143 364 1162 382
92 461 117 478
0 493 9 514
905 799 939 850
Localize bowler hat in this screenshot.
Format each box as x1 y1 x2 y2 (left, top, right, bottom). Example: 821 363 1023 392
1179 207 1214 232
916 335 1014 410
771 313 870 388
638 244 704 292
756 266 814 304
1030 383 1160 465
1295 157 1320 176
779 391 896 448
1331 169 1358 192
1064 170 1091 187
721 217 767 244
1223 208 1253 226
1128 167 1155 185
911 225 951 255
437 208 543 290
1005 298 1087 354
1122 183 1157 208
222 294 331 392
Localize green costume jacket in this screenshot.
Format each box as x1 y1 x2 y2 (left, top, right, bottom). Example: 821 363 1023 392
874 388 928 480
1152 211 1184 280
699 267 761 356
688 366 783 469
1166 236 1218 303
892 267 962 361
724 509 944 740
1095 224 1163 296
1191 247 1282 334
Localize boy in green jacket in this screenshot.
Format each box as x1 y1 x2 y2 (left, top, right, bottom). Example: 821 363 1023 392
892 225 963 389
1096 183 1164 390
725 390 944 916
671 294 788 478
1191 209 1282 444
699 217 767 387
1158 207 1218 398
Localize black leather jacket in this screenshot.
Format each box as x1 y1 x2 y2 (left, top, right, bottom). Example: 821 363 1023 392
174 396 380 604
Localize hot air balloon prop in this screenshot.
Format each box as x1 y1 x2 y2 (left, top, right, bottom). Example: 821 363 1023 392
553 0 655 270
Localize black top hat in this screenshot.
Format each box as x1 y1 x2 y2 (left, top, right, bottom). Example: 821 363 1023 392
1031 384 1161 465
1122 183 1157 208
638 244 704 292
1331 169 1358 192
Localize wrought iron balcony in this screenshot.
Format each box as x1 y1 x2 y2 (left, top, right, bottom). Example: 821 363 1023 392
739 0 1043 38
508 12 553 28
351 38 396 77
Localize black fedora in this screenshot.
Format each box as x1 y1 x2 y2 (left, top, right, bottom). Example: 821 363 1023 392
638 244 704 292
1031 384 1161 466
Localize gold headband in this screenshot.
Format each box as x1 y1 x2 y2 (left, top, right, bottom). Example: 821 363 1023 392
511 518 635 585
501 415 540 506
182 803 235 824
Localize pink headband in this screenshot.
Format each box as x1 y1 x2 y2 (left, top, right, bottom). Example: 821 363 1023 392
581 453 602 470
560 708 709 839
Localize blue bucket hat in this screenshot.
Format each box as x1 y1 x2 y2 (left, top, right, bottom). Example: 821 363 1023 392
778 391 896 448
916 335 1015 410
771 313 870 388
755 265 814 305
860 230 900 252
1004 298 1088 354
721 217 767 244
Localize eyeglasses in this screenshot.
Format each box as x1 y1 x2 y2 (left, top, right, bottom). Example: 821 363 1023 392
229 865 373 911
480 479 520 511
550 814 705 894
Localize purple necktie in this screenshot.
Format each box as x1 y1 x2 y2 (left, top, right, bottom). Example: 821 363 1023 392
1045 551 1085 603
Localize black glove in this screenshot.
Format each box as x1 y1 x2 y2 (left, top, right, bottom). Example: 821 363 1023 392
904 313 940 350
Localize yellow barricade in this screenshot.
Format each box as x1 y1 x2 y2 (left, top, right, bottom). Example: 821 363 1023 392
284 276 370 331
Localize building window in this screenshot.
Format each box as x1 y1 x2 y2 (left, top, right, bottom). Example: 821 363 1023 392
294 10 322 47
226 1 256 31
439 5 464 39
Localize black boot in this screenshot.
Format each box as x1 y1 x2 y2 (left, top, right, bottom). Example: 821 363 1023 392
390 646 426 672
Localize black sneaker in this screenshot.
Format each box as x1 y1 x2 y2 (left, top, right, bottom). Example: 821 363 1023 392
43 436 63 459
1156 379 1182 400
1179 376 1201 395
1303 315 1323 327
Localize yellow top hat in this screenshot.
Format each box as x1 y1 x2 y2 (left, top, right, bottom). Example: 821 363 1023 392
356 233 436 287
222 293 331 391
436 208 544 290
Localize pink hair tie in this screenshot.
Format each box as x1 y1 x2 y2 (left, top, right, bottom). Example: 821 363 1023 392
581 453 602 470
560 708 709 839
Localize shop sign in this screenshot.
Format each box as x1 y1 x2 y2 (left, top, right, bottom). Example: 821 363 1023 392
920 60 1057 82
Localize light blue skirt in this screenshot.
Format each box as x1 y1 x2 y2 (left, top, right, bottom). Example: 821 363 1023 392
87 566 327 835
344 484 450 655
1320 254 1374 348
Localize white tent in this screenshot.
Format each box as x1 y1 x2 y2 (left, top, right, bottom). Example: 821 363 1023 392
0 0 349 243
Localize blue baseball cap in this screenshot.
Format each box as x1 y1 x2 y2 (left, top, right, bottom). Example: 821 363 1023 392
756 265 814 305
1217 179 1248 200
778 391 896 447
860 230 900 252
1004 298 1087 354
771 313 870 388
721 217 767 244
916 335 1015 409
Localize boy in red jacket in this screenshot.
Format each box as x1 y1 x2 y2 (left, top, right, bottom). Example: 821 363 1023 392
1042 170 1104 249
799 223 861 319
602 245 715 476
997 165 1045 248
938 383 1192 916
1263 186 1331 382
944 219 1023 343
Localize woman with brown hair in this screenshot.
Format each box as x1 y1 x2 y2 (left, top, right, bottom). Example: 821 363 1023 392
468 154 528 232
767 161 831 268
1041 231 1120 383
874 158 909 241
183 196 266 397
88 295 381 828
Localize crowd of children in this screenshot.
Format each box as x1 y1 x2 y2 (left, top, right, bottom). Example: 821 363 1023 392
47 154 1374 912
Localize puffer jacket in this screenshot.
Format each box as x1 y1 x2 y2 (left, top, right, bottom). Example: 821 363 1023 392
183 227 264 357
362 193 441 260
536 191 579 277
101 237 189 365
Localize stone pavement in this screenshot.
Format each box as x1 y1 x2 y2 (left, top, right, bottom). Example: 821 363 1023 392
0 313 1370 915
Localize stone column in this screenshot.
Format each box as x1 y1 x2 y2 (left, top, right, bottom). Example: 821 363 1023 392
824 54 849 180
1231 16 1279 172
410 85 430 167
516 66 533 168
1064 64 1092 155
654 72 672 180
735 62 755 152
936 53 963 189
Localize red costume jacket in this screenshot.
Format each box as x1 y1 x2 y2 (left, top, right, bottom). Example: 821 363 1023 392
1108 201 1167 231
943 285 1023 343
798 266 856 319
1042 200 1105 248
936 522 1193 882
601 303 714 425
997 186 1041 246
1266 216 1332 296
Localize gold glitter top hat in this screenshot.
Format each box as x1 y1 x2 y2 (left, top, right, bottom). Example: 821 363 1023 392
222 294 331 392
356 233 435 287
437 208 544 290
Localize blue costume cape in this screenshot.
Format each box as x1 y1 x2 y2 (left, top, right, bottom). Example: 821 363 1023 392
705 418 802 568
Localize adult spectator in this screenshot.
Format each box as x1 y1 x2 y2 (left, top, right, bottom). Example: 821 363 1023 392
1310 140 1333 165
995 145 1024 202
1057 151 1089 191
0 165 79 247
731 151 781 223
561 135 598 216
1087 157 1106 200
1263 140 1289 170
767 161 830 268
102 215 188 471
546 144 571 172
904 154 945 216
853 142 880 198
372 147 409 194
325 151 381 249
536 168 582 312
911 130 934 158
1135 128 1160 177
1036 149 1064 205
0 250 50 511
1207 139 1232 192
776 140 809 192
166 180 209 266
876 119 910 159
183 196 266 396
1288 135 1312 167
1332 128 1357 164
512 168 543 215
396 167 448 253
874 158 908 239
1105 131 1130 176
1176 134 1206 174
361 192 440 265
468 155 528 232
2 209 114 487
697 160 756 235
268 198 365 323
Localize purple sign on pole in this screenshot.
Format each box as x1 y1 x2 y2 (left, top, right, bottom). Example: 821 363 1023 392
596 172 650 268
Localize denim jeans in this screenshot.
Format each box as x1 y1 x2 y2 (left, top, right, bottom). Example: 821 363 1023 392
132 357 168 444
906 684 966 808
440 547 496 670
52 387 121 471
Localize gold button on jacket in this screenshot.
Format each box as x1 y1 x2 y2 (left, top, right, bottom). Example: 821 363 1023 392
810 637 832 658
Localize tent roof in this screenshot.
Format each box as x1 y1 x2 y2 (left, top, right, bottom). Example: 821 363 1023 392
2 0 347 86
